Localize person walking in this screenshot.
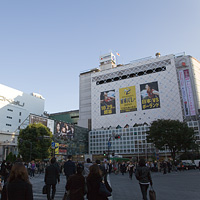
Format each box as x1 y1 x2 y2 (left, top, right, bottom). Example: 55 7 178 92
66 163 86 200
64 155 76 181
86 164 112 200
135 159 153 200
84 158 93 178
127 161 134 180
44 157 60 200
1 162 33 200
120 161 126 175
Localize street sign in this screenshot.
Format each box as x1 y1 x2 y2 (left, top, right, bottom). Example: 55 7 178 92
51 142 55 148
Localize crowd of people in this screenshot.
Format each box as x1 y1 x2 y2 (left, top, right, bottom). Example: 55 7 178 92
0 156 194 200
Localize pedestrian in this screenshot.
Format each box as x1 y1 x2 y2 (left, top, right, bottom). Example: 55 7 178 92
135 158 153 200
120 161 126 175
84 158 93 178
96 160 107 179
127 161 134 180
66 163 86 200
1 162 33 200
86 164 112 200
64 155 76 181
44 157 60 200
30 160 36 177
0 160 9 184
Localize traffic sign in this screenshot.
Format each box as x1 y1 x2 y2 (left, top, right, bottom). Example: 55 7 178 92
51 142 55 148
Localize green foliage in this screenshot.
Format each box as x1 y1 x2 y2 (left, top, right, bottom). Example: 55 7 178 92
147 119 196 161
18 123 52 161
6 152 16 162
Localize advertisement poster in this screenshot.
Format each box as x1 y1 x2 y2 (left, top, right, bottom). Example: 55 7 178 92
184 69 196 116
55 143 59 154
100 90 116 115
55 122 74 140
29 115 47 126
140 81 160 110
179 70 189 116
119 86 137 113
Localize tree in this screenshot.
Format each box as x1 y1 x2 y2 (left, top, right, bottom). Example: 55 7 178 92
18 123 52 161
147 119 196 162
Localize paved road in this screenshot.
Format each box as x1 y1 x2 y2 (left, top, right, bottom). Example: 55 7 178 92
30 170 200 200
110 170 200 200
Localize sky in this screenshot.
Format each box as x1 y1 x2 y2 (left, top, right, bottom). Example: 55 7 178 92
1 0 200 113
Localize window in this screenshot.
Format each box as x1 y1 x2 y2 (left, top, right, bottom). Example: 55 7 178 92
7 116 12 119
19 112 22 116
7 109 13 112
6 124 11 126
19 119 21 123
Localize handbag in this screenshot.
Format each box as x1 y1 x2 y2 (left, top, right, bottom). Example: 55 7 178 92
98 182 111 197
149 186 156 200
62 191 70 200
42 185 47 194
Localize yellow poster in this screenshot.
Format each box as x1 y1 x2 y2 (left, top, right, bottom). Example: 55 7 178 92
119 86 137 113
55 143 59 154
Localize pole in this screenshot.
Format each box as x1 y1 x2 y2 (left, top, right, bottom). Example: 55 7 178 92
30 142 32 161
107 136 111 160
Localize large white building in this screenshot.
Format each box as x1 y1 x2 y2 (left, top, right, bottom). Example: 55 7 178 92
0 84 45 160
78 52 200 157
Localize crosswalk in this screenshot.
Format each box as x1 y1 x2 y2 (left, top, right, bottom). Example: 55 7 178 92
31 174 66 200
31 173 113 200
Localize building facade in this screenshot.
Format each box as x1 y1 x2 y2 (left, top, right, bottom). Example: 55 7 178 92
79 53 200 157
0 84 45 160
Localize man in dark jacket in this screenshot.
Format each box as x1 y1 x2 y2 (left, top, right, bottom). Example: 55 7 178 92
135 159 152 200
66 163 86 200
64 155 76 181
45 157 60 200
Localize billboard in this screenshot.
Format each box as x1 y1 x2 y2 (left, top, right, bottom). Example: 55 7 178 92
183 69 196 116
100 90 116 115
119 86 137 113
29 115 47 126
179 70 189 116
140 81 160 110
55 121 74 140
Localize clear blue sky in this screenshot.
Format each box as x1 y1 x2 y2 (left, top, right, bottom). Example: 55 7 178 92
1 0 200 113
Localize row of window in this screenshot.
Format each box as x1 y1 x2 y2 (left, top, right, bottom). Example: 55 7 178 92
6 116 21 123
7 109 22 116
96 66 166 85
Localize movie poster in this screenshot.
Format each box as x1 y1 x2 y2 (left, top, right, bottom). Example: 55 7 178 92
140 81 160 110
55 122 74 140
100 90 116 115
119 86 137 113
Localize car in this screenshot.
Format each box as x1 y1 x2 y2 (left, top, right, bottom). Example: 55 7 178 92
180 162 197 170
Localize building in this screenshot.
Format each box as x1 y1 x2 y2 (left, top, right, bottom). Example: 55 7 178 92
49 110 79 125
78 52 200 157
0 84 45 160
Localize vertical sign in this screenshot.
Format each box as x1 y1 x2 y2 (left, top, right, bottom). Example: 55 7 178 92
184 69 196 116
179 70 189 116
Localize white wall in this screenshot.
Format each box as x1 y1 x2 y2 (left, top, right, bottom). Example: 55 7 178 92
0 84 44 132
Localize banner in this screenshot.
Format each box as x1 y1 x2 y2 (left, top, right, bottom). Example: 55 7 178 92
119 86 137 113
184 69 196 116
55 122 74 140
179 70 189 116
140 81 160 110
100 90 116 115
55 143 59 154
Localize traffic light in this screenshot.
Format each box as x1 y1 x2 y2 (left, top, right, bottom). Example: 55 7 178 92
103 151 106 156
115 135 121 139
